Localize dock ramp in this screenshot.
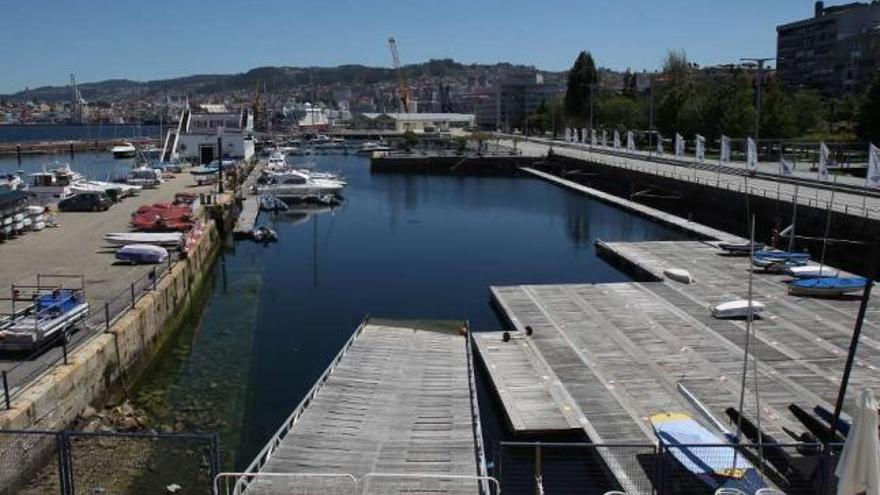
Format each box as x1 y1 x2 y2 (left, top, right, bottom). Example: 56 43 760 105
228 318 488 494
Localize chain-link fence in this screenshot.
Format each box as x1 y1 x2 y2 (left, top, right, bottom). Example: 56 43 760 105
497 441 844 495
0 429 219 494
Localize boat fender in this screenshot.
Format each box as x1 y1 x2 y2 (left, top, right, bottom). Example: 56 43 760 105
502 331 510 342
525 325 533 336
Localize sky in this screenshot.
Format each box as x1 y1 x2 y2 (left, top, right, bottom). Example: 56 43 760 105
0 0 849 93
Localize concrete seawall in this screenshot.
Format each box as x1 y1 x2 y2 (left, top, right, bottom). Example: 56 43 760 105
0 210 224 490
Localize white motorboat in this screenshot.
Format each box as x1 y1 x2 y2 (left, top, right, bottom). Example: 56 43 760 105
0 173 23 191
104 232 183 247
127 166 163 188
257 169 344 199
111 142 137 158
266 151 288 171
711 300 765 319
26 165 79 204
356 141 391 155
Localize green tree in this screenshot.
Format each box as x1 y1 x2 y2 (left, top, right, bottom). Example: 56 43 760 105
598 95 644 130
655 50 695 135
564 51 598 122
789 89 825 136
760 75 796 138
716 71 756 138
402 129 418 151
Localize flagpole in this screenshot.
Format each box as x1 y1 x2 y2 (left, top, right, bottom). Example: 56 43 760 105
818 176 837 276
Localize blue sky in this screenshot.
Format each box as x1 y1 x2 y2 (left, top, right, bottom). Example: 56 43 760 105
0 0 845 93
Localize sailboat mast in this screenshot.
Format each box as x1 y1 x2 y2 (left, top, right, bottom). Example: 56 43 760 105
733 216 758 469
788 184 799 253
818 178 837 274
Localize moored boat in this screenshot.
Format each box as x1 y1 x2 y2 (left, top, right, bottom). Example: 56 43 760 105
718 241 766 255
104 232 184 247
788 277 868 297
785 264 840 279
111 142 137 158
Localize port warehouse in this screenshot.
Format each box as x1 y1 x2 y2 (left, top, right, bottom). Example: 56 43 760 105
0 140 878 493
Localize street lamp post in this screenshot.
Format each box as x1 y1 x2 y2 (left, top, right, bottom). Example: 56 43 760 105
216 126 224 194
740 57 774 158
648 75 654 159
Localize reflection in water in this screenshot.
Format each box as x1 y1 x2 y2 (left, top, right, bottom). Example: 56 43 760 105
127 155 687 470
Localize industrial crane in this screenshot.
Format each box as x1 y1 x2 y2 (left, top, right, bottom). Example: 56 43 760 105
388 37 411 113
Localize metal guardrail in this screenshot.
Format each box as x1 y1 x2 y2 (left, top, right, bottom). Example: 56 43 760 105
521 137 880 221
1 253 181 409
239 316 370 480
213 472 500 495
497 441 844 495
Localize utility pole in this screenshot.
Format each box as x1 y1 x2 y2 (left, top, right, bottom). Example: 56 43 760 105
588 83 596 148
740 57 774 156
217 127 224 194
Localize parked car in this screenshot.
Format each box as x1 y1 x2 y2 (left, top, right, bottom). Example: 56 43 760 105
58 192 112 212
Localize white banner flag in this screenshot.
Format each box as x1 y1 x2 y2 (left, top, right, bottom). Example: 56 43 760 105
780 156 794 176
818 142 830 181
746 137 758 171
720 135 731 164
868 143 880 188
591 128 597 147
656 133 663 155
613 130 621 150
626 131 635 153
695 134 705 163
581 128 587 144
564 127 571 143
601 130 607 147
674 133 684 158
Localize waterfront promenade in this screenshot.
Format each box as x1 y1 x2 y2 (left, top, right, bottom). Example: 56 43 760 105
507 136 880 221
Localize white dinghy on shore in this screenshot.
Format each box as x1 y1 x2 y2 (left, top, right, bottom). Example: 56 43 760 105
663 268 693 284
711 300 765 319
104 232 183 247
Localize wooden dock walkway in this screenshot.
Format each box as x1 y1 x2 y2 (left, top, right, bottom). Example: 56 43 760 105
245 319 484 494
520 167 747 244
488 236 880 494
233 160 265 235
472 332 583 435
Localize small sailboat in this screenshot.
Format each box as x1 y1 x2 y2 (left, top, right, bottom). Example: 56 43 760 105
785 264 839 279
712 300 765 319
788 277 868 297
651 413 766 493
718 241 766 255
663 268 693 284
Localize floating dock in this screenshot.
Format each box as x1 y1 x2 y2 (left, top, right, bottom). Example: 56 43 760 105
520 167 747 244
245 319 486 494
233 160 265 235
485 240 880 494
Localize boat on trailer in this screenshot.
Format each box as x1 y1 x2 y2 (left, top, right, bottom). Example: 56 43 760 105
788 277 868 297
0 279 89 351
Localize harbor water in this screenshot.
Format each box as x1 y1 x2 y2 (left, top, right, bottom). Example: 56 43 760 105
130 154 688 469
0 150 688 469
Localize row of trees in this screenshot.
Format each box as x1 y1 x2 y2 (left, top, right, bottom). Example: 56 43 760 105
529 50 880 143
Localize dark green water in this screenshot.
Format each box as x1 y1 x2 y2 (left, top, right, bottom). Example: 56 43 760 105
129 154 687 469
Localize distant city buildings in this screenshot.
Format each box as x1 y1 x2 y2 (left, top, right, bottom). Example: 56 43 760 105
777 1 880 95
475 72 563 131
